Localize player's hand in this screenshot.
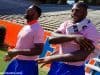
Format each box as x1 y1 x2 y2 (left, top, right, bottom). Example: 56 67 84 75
4 53 12 62
75 37 95 51
36 56 52 68
4 49 16 62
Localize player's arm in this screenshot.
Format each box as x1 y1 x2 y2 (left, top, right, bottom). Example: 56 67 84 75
49 32 83 44
38 38 95 64
4 43 44 61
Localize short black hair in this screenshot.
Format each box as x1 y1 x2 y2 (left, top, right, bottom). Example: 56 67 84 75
74 2 88 9
34 5 42 17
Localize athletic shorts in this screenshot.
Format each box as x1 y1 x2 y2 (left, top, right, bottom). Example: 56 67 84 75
4 59 38 75
48 61 85 75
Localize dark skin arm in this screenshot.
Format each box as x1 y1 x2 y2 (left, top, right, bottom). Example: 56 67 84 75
37 33 95 67
4 43 44 61
48 32 94 61
49 32 83 44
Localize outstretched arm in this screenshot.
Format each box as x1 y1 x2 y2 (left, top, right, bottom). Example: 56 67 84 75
49 32 83 44
37 38 95 65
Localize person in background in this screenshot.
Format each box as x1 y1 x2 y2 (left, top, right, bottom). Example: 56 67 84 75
0 26 6 47
4 4 44 75
37 2 100 75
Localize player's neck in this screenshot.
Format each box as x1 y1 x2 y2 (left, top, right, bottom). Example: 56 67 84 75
27 20 37 25
73 18 86 24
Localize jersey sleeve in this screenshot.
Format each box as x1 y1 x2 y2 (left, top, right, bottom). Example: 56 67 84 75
56 21 67 34
82 23 100 57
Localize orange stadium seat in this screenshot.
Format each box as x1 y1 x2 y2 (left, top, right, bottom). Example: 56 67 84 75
0 20 22 47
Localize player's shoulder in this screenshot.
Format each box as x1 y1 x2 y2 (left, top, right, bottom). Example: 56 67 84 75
61 20 72 27
63 20 72 24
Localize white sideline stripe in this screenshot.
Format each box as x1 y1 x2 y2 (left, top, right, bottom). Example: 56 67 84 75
85 64 100 72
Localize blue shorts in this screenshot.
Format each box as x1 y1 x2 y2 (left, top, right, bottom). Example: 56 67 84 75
4 59 38 75
48 61 85 75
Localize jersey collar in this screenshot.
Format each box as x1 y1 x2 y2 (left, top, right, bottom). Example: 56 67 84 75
27 20 37 25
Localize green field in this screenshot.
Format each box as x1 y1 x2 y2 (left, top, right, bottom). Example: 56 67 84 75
0 50 48 75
